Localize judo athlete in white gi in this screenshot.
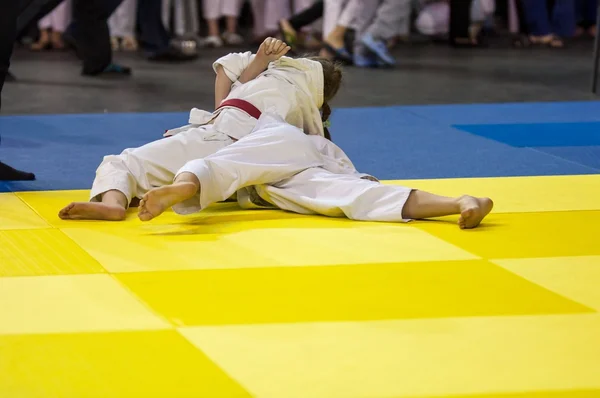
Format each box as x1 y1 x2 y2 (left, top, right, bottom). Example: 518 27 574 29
138 114 494 229
58 38 344 221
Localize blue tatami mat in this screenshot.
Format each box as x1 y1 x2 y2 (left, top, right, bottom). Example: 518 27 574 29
1 101 599 192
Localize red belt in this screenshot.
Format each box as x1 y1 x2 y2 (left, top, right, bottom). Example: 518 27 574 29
217 99 262 119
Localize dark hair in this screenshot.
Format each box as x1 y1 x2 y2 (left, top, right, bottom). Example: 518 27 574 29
306 57 343 140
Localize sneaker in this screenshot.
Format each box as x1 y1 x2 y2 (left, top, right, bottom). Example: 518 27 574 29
353 52 379 68
223 32 244 46
202 35 223 48
360 33 396 66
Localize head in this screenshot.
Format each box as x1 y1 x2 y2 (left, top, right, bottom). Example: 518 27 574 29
306 57 343 140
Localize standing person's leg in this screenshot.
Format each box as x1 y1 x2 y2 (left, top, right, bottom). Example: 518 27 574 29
73 0 125 75
0 0 36 180
222 0 243 45
138 0 196 60
109 0 137 50
360 0 411 65
49 0 70 49
280 0 324 47
203 0 224 47
521 0 551 37
31 7 53 50
449 0 474 45
352 0 380 65
323 0 346 38
250 0 267 40
551 0 576 38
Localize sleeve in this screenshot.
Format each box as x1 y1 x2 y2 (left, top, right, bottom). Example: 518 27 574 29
212 51 256 84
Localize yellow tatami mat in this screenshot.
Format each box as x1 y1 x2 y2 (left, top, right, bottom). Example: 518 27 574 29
1 174 600 398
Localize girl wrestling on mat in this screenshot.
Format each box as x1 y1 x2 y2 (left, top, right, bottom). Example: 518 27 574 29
58 37 342 221
138 113 494 230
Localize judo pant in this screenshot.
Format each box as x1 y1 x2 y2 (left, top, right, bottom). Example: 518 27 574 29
171 125 413 222
90 126 235 206
259 168 412 222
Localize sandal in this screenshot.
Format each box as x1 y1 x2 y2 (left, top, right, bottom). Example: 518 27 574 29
321 42 353 64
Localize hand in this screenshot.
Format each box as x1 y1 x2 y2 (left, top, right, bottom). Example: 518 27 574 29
256 37 291 63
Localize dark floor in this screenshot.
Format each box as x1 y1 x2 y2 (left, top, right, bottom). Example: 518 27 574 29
2 40 599 115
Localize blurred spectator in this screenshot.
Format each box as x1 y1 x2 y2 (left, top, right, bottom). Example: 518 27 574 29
202 0 244 47
31 0 70 51
109 0 138 51
416 0 495 40
353 0 411 67
521 0 576 47
576 0 597 38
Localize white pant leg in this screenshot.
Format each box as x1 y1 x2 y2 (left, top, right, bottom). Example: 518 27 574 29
250 0 267 36
173 0 184 36
162 0 172 30
203 0 221 19
222 0 242 17
39 14 52 30
416 2 449 35
294 0 315 14
259 168 413 222
49 0 71 32
265 0 289 32
90 126 234 206
338 0 360 28
173 126 324 215
109 0 136 37
323 0 348 37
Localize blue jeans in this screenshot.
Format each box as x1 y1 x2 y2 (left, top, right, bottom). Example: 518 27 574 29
522 0 576 37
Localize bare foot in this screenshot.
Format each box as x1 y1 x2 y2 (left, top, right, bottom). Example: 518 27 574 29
457 196 494 229
58 202 126 221
138 182 197 222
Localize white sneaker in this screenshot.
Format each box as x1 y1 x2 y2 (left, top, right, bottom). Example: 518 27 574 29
223 32 244 46
202 35 223 48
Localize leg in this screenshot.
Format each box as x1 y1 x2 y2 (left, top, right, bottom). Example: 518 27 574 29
364 0 411 40
73 0 123 75
521 0 551 36
551 0 576 38
287 0 323 31
138 0 171 54
138 171 199 221
203 0 222 37
222 0 243 43
59 189 128 220
449 0 474 44
250 0 267 39
262 169 493 228
138 123 324 220
323 0 346 37
402 190 493 229
58 126 233 221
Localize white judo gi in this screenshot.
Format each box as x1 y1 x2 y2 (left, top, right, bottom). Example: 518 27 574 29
89 53 326 206
173 114 413 222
